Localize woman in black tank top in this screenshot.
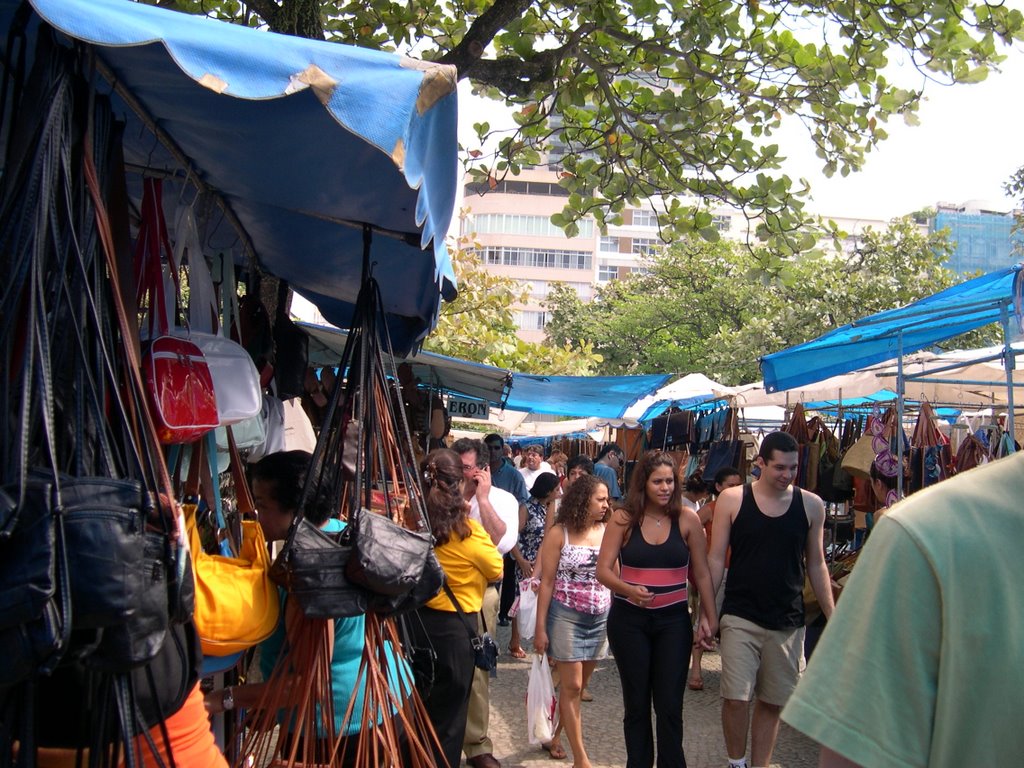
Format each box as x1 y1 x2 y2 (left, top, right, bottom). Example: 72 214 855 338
597 451 718 768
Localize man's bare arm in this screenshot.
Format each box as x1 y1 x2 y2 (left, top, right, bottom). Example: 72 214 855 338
804 492 835 620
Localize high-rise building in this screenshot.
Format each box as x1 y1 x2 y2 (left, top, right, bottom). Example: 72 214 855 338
460 167 892 342
930 200 1024 274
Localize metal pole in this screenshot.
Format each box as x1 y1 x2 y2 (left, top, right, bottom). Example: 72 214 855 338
1001 305 1016 450
897 332 905 498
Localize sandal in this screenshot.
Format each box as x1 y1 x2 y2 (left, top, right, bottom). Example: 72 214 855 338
507 644 527 659
687 676 705 691
542 741 567 760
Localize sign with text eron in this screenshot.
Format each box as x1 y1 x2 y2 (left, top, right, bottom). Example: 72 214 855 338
446 395 491 420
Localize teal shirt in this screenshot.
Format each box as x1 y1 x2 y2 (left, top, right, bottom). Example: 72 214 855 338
782 452 1024 767
260 519 414 736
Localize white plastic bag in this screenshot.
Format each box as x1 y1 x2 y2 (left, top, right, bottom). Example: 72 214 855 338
282 397 316 452
514 579 539 642
526 653 558 745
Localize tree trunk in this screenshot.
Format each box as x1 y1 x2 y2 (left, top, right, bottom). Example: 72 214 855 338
247 0 323 39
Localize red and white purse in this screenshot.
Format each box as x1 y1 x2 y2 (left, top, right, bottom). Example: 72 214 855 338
136 179 219 444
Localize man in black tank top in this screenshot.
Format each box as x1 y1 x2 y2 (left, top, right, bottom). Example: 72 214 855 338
707 432 834 768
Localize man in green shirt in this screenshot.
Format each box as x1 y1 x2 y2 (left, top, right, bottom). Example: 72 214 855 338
782 450 1024 767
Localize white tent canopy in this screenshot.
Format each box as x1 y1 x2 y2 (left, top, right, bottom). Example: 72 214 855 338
624 373 729 420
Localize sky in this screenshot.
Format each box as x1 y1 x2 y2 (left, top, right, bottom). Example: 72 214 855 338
457 37 1024 224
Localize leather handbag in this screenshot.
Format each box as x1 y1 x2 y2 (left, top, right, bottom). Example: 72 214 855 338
186 432 280 656
954 433 988 474
339 477 444 616
0 478 70 686
269 516 368 619
61 476 172 672
346 507 434 597
702 440 742 485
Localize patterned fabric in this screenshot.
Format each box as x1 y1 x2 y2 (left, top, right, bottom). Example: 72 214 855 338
516 498 548 581
553 526 612 615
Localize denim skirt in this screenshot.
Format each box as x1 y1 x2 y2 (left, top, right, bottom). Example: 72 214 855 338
547 598 609 662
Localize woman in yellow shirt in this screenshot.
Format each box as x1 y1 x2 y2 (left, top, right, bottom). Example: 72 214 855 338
412 448 503 768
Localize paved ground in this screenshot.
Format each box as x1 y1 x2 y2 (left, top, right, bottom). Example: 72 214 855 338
483 624 818 768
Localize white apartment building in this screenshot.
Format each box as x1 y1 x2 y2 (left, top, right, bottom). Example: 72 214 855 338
461 166 893 342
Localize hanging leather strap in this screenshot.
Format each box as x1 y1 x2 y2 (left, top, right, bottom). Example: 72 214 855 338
226 426 255 518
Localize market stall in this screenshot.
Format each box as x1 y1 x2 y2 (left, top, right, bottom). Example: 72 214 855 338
0 0 460 764
761 263 1024 437
3 0 460 351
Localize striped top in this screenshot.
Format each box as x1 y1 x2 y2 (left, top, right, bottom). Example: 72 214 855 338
616 515 690 610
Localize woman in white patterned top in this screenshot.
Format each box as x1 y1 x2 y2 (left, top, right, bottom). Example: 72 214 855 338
534 474 612 768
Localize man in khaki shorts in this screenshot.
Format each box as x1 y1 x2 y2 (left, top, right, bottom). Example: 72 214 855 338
708 432 834 768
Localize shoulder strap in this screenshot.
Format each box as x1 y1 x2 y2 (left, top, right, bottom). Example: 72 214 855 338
442 582 484 640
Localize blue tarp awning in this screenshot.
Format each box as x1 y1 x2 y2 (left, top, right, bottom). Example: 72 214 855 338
301 322 513 405
8 0 459 353
761 264 1024 393
301 322 671 418
505 373 672 419
633 396 726 423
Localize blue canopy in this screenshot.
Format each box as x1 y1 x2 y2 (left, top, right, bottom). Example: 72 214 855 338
8 0 459 353
762 264 1024 393
633 396 726 423
300 321 670 418
301 322 513 405
505 373 672 419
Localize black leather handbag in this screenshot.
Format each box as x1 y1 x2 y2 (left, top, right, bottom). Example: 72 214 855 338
270 516 369 619
0 478 70 687
346 506 434 596
61 477 172 671
366 546 445 618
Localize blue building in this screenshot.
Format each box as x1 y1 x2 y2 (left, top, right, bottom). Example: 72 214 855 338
930 201 1024 274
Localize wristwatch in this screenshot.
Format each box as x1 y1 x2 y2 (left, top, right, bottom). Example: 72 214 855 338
222 687 235 711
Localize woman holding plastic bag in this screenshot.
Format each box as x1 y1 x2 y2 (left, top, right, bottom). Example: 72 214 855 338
534 475 612 767
510 472 561 653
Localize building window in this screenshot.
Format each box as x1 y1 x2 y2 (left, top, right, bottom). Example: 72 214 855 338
632 237 659 256
632 209 658 227
463 180 570 197
518 310 548 330
599 235 619 253
470 213 594 238
598 263 618 282
526 280 592 300
713 214 731 232
481 246 592 271
526 280 548 299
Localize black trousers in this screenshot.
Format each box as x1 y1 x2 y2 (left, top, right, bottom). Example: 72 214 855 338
412 607 475 768
499 553 517 621
606 600 693 768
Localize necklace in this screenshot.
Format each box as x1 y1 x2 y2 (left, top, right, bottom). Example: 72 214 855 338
645 514 664 527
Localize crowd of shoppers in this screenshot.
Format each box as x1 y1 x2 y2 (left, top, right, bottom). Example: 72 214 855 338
108 429 972 768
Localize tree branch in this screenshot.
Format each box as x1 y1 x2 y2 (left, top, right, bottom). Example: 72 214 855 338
242 0 280 27
438 0 537 77
463 51 562 95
